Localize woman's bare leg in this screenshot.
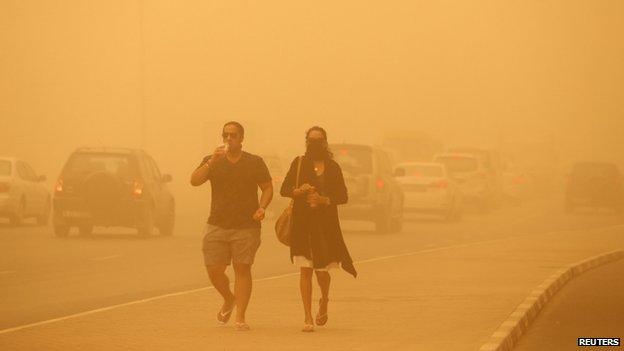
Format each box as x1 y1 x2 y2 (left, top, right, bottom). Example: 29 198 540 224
300 267 314 325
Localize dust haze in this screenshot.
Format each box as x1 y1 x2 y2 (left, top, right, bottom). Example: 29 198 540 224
1 1 623 350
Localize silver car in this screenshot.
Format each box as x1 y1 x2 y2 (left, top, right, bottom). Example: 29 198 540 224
0 157 51 225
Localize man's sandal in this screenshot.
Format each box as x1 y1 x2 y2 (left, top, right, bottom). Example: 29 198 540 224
302 323 315 332
217 302 235 324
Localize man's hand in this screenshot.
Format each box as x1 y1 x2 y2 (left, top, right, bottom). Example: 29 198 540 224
211 145 227 162
252 207 266 221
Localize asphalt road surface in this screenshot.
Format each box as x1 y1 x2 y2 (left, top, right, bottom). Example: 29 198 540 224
1 195 623 333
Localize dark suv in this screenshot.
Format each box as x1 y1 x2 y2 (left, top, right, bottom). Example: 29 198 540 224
565 161 623 213
53 147 175 237
330 144 404 233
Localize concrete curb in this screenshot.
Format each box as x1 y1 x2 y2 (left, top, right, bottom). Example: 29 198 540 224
479 249 624 351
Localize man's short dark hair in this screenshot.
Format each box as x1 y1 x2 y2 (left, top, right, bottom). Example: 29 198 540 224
223 121 244 137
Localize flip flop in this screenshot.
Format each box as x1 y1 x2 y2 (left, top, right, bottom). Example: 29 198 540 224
302 323 315 332
316 298 328 326
217 305 234 324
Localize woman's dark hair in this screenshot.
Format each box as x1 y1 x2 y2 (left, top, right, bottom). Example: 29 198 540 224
223 121 244 137
305 126 333 159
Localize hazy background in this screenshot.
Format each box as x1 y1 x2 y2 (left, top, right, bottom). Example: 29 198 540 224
2 0 623 214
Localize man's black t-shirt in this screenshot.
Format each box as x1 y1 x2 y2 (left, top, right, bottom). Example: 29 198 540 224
197 151 272 229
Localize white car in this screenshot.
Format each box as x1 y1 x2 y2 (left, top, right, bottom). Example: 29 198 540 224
393 162 462 220
433 152 495 212
0 157 51 225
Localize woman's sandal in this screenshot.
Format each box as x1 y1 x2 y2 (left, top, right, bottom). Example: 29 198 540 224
315 298 329 326
302 323 315 332
235 322 250 331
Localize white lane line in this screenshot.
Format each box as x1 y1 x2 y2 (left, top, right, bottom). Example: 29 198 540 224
90 255 121 261
1 222 623 336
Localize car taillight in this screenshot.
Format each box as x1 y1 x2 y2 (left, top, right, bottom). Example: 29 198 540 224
513 176 525 184
0 183 10 193
437 180 448 188
55 179 63 193
132 181 144 197
375 179 385 190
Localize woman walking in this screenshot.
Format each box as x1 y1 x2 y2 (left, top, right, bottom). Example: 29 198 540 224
280 126 357 332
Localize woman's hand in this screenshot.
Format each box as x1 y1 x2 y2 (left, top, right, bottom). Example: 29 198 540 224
306 192 329 208
293 183 315 197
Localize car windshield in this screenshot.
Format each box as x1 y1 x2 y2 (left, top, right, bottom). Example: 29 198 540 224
435 156 478 173
332 147 373 175
572 163 619 179
400 164 443 177
64 153 137 179
0 160 11 176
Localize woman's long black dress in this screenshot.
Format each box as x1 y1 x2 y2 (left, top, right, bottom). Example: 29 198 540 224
280 155 357 277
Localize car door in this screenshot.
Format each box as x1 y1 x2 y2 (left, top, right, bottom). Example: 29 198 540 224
23 162 46 215
144 155 165 217
15 161 38 216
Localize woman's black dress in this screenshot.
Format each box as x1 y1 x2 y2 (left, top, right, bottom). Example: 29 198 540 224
280 155 357 277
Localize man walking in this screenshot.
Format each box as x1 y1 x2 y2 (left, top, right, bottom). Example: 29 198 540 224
191 121 273 331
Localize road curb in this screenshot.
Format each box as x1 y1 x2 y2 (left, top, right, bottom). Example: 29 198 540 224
479 249 624 351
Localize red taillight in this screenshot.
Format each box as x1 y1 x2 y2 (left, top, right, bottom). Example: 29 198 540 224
339 149 349 155
132 181 144 197
437 180 448 188
0 183 10 193
375 179 385 189
513 176 525 185
55 179 63 193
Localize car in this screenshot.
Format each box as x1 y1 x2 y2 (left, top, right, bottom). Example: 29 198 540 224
501 162 533 205
446 147 504 208
432 152 495 213
393 162 462 221
330 143 404 233
0 157 51 225
53 147 175 237
564 161 623 213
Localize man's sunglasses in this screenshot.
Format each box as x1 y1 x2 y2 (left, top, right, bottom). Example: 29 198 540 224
222 132 239 138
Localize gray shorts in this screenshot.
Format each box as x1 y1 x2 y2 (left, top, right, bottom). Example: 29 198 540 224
202 224 261 266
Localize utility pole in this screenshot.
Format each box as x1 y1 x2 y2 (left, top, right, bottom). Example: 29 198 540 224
139 0 146 149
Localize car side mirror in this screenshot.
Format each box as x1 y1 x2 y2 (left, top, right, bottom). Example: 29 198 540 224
162 174 172 183
393 168 406 177
38 175 47 182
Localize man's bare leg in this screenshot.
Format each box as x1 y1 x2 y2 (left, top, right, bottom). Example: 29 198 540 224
206 265 235 320
233 263 253 324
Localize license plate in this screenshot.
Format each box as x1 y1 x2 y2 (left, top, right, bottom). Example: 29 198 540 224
63 211 91 218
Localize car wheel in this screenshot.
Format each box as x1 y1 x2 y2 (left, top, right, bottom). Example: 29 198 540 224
138 207 155 237
54 225 70 238
79 224 93 236
158 203 175 236
9 198 25 226
36 198 51 226
374 210 391 234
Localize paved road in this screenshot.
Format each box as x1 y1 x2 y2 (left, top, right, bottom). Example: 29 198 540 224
1 195 623 332
513 258 624 351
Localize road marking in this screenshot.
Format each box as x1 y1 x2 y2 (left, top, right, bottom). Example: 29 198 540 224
1 222 623 336
90 255 120 261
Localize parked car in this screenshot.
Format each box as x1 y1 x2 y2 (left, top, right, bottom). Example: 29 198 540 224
565 162 623 213
393 162 462 221
433 152 495 212
53 147 175 237
0 157 51 225
330 144 404 233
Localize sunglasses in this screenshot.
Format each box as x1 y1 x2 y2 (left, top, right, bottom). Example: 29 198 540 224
222 132 239 138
